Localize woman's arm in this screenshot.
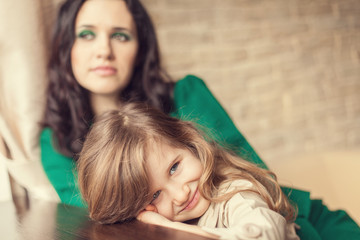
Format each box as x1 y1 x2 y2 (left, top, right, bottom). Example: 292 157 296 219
172 75 267 169
40 128 85 207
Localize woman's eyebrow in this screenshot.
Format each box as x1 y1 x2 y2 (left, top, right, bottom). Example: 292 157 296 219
76 24 95 29
112 27 130 31
76 25 133 33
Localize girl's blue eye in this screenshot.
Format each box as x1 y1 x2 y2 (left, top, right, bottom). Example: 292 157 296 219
152 190 161 201
170 162 179 175
77 30 95 40
111 32 131 41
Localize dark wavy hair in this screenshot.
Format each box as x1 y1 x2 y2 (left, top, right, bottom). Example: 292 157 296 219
43 0 174 158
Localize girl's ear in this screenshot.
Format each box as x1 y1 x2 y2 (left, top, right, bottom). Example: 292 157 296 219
144 204 158 213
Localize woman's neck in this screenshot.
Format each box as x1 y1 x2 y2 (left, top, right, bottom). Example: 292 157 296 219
90 93 120 116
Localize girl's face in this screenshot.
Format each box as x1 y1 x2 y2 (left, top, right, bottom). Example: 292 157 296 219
71 0 138 98
145 141 211 222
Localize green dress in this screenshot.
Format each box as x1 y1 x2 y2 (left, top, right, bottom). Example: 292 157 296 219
40 75 360 239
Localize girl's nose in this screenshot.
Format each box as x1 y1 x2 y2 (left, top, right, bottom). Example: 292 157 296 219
171 183 191 206
96 36 114 60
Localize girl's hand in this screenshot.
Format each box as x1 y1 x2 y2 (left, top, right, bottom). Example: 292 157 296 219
137 204 171 227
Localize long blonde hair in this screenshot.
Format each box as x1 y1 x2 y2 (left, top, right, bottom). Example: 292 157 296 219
78 103 297 224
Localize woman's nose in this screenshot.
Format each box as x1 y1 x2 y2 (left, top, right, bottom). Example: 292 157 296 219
96 36 114 60
171 183 190 206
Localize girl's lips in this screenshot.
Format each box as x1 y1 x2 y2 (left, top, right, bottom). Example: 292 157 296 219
183 189 200 211
91 66 117 76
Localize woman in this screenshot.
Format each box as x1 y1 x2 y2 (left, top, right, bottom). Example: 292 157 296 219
41 0 264 207
40 0 360 239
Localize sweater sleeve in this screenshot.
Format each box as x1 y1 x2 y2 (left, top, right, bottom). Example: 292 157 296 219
172 75 267 169
39 128 85 207
198 180 299 240
201 191 299 240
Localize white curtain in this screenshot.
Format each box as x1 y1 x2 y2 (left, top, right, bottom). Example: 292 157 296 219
0 0 60 201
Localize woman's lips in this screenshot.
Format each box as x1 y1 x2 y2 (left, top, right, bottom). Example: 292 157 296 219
183 188 200 212
91 66 117 76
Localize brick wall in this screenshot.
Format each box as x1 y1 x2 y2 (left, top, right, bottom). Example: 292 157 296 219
142 0 360 164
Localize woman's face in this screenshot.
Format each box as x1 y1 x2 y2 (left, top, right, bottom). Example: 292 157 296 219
71 0 138 98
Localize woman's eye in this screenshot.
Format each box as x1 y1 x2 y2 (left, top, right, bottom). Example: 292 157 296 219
111 32 131 41
152 190 161 201
170 162 179 175
77 30 95 40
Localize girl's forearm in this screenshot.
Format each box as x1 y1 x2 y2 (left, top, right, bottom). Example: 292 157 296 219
137 210 218 239
166 221 219 239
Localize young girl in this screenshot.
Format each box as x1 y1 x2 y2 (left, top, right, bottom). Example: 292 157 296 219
77 103 299 239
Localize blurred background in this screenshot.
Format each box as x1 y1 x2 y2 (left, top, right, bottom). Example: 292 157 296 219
142 0 360 163
1 0 359 223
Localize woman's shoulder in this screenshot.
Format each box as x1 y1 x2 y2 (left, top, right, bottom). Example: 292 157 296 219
174 74 206 90
172 74 215 106
40 127 59 152
40 127 52 139
40 127 54 141
171 74 221 121
40 127 74 164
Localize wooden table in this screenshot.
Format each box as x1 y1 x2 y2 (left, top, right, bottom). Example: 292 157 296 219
0 198 212 240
